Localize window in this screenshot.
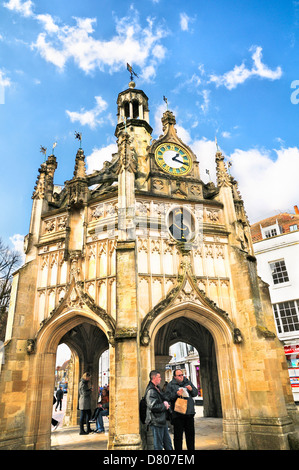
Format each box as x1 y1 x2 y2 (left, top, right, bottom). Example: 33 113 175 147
273 300 299 334
124 101 130 118
132 100 139 119
264 228 277 238
261 222 281 239
290 224 298 232
269 259 289 285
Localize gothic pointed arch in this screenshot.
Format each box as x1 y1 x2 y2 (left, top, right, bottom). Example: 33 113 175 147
32 276 116 354
140 270 243 347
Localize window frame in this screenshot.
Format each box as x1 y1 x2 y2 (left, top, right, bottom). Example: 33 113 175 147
269 259 289 285
273 300 299 335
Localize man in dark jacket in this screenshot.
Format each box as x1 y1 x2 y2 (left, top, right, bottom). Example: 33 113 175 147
145 370 173 450
55 386 64 411
165 369 198 450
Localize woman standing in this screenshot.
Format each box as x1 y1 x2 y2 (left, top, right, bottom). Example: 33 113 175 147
78 372 93 435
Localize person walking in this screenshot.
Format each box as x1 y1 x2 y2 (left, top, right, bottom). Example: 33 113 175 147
145 370 173 451
165 369 198 450
78 372 93 435
55 386 64 411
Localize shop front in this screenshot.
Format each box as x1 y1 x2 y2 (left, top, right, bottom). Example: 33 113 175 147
284 344 299 403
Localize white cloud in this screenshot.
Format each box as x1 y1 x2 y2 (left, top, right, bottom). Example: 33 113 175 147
34 33 66 69
0 69 11 103
3 0 34 17
180 13 190 31
0 69 11 88
9 234 25 262
66 96 110 129
200 89 210 114
250 46 282 80
229 146 299 222
191 138 217 183
142 64 156 82
6 4 168 80
86 143 118 174
210 46 282 89
221 131 231 139
29 8 168 77
36 13 59 33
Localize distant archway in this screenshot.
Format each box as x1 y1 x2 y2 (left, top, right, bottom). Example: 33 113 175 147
155 317 222 417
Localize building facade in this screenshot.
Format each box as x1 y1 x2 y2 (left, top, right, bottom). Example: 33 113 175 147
0 80 298 450
251 209 299 402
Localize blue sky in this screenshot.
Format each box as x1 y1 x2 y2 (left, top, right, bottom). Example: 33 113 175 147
1 0 299 258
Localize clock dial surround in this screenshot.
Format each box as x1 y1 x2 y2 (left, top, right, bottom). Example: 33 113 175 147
155 143 192 175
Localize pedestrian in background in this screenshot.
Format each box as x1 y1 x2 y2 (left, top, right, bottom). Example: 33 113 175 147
78 372 93 435
55 386 64 411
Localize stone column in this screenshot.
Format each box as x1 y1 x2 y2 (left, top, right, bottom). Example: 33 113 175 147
112 240 142 450
155 355 172 384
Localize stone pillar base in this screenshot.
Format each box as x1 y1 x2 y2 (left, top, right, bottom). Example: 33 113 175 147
223 418 253 450
286 402 299 425
223 416 297 450
112 433 142 451
251 416 295 450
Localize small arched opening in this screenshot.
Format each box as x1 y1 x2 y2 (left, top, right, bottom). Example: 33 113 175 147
28 310 111 449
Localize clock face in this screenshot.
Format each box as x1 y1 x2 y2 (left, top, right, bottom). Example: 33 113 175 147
155 143 192 175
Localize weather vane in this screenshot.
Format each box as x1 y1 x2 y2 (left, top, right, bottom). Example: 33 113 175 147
215 136 220 152
75 131 82 148
206 169 212 182
40 145 47 161
163 96 168 110
127 63 139 82
52 142 57 155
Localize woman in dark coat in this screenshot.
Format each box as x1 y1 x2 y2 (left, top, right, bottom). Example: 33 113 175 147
78 372 93 435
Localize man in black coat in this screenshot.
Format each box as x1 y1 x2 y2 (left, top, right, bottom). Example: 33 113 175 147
145 370 173 450
55 386 64 411
165 369 198 450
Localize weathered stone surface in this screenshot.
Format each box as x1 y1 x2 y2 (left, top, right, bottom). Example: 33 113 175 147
0 82 298 451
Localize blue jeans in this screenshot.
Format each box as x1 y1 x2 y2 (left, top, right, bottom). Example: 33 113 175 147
96 409 109 431
150 424 173 450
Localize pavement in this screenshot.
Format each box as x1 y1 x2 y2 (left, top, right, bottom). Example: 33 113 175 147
51 398 299 451
51 400 225 451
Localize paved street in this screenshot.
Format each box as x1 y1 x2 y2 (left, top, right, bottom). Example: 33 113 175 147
51 399 225 450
